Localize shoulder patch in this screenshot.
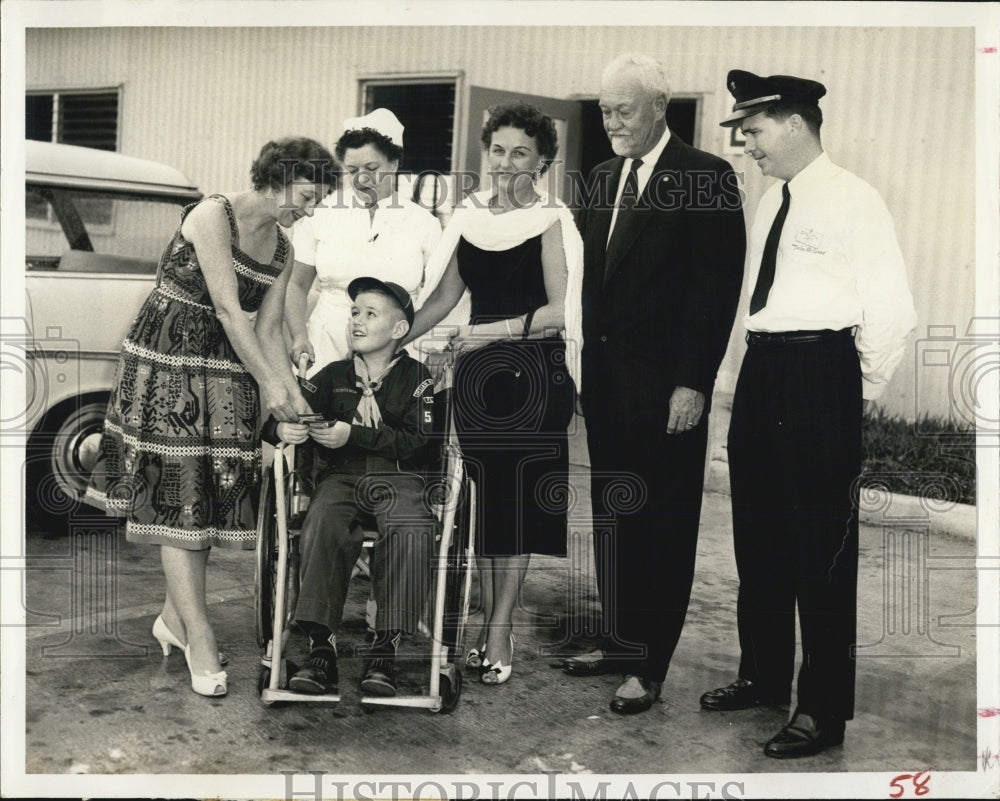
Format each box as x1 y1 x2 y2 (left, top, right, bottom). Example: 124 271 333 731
413 378 434 398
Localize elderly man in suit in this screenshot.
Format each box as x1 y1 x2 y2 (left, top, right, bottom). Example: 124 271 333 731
562 53 745 714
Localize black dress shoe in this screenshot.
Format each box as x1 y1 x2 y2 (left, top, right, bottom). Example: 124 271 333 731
699 677 789 711
289 649 339 695
609 676 662 715
764 710 845 758
561 652 626 677
360 656 397 697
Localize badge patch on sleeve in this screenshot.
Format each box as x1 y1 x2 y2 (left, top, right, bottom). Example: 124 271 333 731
413 378 434 398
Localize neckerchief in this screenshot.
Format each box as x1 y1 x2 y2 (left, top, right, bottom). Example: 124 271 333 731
352 352 403 428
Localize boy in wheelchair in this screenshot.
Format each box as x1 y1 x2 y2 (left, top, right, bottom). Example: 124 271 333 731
262 277 437 697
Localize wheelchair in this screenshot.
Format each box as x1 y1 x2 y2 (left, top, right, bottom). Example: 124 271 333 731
253 357 475 712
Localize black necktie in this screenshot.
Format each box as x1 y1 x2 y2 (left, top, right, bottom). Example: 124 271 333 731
605 158 643 282
619 157 643 212
750 182 791 315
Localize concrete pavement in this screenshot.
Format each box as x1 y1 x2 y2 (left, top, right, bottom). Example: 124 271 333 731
20 416 980 781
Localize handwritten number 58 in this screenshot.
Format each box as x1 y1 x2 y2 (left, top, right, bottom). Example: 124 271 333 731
889 770 931 797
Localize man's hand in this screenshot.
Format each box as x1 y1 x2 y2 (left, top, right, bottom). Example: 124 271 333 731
666 386 705 434
309 420 351 449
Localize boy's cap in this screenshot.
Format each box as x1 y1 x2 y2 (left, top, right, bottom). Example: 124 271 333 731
348 277 414 327
720 69 826 127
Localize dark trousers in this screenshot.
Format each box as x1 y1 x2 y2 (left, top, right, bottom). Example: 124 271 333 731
294 457 436 636
728 330 861 720
586 417 709 683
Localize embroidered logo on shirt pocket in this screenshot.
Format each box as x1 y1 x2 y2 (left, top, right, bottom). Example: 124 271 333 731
792 227 826 254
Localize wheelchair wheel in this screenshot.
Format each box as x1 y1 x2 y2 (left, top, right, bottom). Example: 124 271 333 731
440 476 474 664
257 667 274 705
255 468 277 649
434 664 462 714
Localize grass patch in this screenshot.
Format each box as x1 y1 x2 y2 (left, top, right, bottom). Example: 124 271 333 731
862 408 976 505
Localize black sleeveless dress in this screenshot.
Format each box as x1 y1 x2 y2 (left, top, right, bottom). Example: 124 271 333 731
454 234 575 557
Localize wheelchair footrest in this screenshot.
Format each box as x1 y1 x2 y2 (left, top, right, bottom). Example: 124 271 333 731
263 688 341 703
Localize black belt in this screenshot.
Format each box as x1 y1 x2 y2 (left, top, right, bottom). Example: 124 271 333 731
746 328 850 346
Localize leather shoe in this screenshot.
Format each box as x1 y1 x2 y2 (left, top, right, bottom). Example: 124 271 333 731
764 710 845 758
609 675 661 715
561 651 627 677
289 649 339 695
360 656 397 697
700 677 789 711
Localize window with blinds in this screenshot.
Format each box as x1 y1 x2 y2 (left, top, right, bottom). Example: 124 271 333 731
26 90 120 227
26 90 119 151
361 81 455 175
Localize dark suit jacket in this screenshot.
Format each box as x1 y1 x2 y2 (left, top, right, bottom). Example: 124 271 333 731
580 130 745 458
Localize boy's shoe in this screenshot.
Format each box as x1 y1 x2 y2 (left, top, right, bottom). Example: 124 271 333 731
361 630 401 696
289 648 339 695
289 625 339 695
360 656 396 696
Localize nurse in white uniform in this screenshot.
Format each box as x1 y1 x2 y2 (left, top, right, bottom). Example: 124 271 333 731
285 108 442 375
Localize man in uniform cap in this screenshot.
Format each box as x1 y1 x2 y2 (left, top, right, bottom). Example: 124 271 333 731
701 70 916 757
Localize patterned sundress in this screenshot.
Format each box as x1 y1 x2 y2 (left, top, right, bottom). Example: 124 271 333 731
86 194 287 549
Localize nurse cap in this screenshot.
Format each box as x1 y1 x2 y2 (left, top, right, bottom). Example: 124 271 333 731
342 108 405 148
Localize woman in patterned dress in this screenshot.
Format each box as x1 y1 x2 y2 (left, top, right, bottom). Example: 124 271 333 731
285 109 441 376
87 138 334 696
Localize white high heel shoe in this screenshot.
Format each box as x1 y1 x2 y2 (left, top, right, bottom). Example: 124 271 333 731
183 644 228 697
152 615 228 666
481 634 514 686
465 641 489 670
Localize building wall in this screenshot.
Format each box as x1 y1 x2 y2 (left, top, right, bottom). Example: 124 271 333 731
26 25 976 421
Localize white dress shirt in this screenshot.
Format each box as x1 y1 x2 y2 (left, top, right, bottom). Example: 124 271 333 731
745 151 917 399
607 125 671 244
292 191 441 373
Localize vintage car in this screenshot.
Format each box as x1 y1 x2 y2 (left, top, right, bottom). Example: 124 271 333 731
23 140 202 524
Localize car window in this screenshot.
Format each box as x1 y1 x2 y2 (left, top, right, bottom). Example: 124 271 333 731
26 186 190 274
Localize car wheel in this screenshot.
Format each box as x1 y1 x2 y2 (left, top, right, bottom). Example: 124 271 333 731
27 395 109 527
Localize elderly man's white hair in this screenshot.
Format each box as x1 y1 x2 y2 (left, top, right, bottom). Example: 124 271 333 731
601 53 672 106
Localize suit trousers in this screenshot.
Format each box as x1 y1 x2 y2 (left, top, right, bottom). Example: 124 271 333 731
587 418 709 683
728 329 861 720
294 457 436 636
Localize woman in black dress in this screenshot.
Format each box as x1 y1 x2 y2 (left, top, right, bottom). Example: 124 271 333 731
407 103 582 685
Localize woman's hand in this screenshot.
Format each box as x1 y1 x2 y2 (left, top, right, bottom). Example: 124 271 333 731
425 349 455 383
290 387 312 418
288 335 315 368
261 378 304 423
276 422 309 444
309 420 351 449
448 324 492 355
